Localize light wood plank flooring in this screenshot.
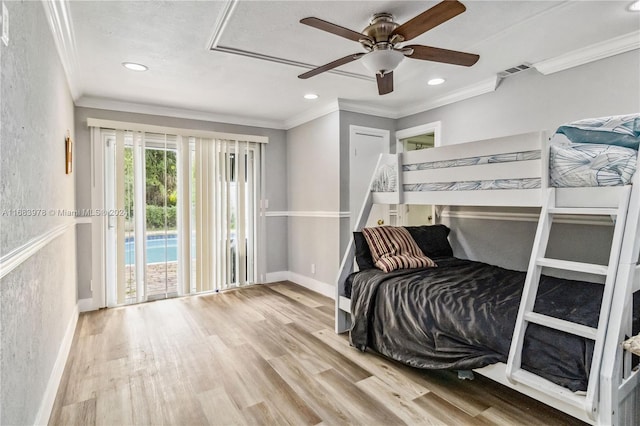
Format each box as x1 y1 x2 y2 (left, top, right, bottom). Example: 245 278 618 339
50 282 585 425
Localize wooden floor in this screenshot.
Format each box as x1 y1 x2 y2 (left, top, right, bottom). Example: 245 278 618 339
50 282 585 425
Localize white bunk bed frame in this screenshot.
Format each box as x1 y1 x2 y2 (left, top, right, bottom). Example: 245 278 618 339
336 131 640 425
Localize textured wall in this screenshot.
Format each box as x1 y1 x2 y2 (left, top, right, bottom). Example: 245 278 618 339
74 107 289 298
0 2 77 425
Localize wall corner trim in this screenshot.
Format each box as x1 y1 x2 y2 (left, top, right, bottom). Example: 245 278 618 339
34 303 79 426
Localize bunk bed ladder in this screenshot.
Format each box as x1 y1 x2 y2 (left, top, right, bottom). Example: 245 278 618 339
506 185 632 420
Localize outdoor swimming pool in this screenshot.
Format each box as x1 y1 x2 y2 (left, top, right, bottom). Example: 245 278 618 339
125 233 235 265
125 234 178 265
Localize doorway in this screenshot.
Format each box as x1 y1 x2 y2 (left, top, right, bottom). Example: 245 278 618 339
103 129 260 306
396 122 441 226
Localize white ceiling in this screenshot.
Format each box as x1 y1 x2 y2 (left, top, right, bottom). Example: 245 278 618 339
64 1 640 128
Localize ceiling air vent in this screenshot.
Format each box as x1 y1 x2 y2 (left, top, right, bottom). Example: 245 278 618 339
497 63 532 79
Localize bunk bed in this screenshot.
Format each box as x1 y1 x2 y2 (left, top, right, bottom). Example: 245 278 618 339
336 115 640 425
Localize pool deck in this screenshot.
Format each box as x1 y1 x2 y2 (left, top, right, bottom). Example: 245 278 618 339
124 262 178 301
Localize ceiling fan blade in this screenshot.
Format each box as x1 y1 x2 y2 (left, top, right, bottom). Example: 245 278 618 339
376 72 394 95
393 0 466 42
406 45 479 66
300 17 370 43
298 53 366 79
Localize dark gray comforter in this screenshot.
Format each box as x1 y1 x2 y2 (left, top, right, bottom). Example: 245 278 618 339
349 257 610 392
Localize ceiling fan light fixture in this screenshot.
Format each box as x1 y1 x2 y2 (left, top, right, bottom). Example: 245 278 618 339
427 78 445 86
361 49 404 75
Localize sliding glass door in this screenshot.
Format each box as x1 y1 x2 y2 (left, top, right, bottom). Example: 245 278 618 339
104 130 260 306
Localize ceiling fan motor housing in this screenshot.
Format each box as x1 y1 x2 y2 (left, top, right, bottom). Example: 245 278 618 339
363 13 400 44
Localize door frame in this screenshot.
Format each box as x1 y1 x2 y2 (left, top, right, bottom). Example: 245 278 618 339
395 121 442 153
395 121 442 226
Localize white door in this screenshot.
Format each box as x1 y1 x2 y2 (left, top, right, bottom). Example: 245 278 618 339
349 126 390 231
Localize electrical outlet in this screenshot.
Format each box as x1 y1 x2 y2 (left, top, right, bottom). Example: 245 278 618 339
311 263 316 274
1 3 8 47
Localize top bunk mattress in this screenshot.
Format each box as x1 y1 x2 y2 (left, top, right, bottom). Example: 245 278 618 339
549 114 639 188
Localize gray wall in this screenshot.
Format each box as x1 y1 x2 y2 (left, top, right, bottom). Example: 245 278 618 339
397 51 639 271
74 107 288 298
286 112 341 284
0 2 77 424
285 110 397 287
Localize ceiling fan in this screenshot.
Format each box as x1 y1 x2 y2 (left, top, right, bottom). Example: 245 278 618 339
298 0 479 95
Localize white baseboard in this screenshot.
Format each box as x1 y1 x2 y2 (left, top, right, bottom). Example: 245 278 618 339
264 271 289 283
34 303 79 426
264 271 335 300
78 297 97 313
286 272 335 300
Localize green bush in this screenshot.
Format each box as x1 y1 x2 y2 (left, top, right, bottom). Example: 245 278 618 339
146 205 176 230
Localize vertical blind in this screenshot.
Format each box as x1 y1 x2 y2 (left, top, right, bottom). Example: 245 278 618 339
92 118 265 306
195 138 259 293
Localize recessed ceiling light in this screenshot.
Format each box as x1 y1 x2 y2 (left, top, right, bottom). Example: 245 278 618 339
122 62 148 71
427 78 445 86
304 93 319 100
629 1 640 11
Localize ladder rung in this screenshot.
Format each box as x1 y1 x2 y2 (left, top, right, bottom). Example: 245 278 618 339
548 207 618 216
510 369 586 409
524 312 597 339
536 258 608 275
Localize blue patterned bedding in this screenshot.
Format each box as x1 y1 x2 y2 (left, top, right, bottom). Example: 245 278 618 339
550 143 637 187
556 114 640 150
550 114 639 187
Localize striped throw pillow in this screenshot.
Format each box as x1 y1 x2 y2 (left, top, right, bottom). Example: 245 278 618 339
362 226 437 273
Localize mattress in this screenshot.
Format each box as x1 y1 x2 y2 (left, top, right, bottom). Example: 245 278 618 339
549 142 637 187
348 257 640 392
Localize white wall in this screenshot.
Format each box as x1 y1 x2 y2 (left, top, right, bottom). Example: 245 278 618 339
286 112 341 288
0 2 77 424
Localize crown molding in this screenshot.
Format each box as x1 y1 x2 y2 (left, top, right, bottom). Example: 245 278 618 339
75 96 286 130
283 77 500 128
337 99 397 119
283 100 341 129
533 30 640 75
41 0 81 100
397 76 499 118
